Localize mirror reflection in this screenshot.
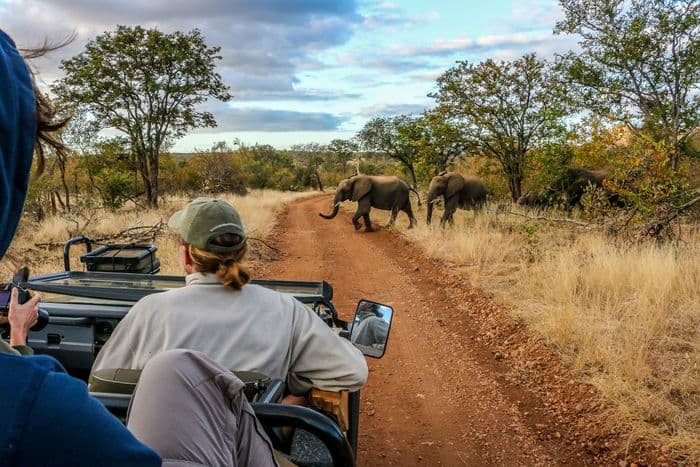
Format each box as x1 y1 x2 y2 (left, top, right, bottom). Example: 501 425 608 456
350 300 393 358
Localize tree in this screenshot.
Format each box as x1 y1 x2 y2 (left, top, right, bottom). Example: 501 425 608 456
239 143 295 190
188 142 247 195
358 115 422 189
431 54 571 201
290 143 328 191
556 0 700 170
328 139 358 177
55 25 231 207
415 108 470 177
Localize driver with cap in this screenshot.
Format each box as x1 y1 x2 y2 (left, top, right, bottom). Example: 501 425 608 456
92 197 368 395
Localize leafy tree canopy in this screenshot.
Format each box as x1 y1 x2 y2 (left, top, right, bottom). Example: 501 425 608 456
358 115 423 188
556 0 700 169
431 53 571 201
55 25 231 206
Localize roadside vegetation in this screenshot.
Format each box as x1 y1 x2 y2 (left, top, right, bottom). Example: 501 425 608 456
368 202 700 460
0 190 317 278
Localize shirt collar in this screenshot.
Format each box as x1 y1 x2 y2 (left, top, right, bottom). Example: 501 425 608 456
185 272 222 285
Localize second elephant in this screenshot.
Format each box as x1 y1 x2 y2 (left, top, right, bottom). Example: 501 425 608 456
518 168 621 209
319 175 417 232
427 172 487 226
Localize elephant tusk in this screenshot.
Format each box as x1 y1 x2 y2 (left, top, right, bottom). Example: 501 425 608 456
334 202 341 207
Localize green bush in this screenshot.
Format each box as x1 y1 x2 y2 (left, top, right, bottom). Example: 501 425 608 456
98 170 138 210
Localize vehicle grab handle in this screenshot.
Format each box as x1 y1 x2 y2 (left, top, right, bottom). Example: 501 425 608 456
252 403 354 467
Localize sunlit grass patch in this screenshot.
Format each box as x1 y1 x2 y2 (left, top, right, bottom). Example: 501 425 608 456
1 190 318 277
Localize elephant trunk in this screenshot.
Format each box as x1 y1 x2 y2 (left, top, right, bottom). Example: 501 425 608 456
319 200 341 219
426 194 436 224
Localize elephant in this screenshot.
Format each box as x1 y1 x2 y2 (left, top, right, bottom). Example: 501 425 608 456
319 175 417 232
518 168 622 209
426 172 487 226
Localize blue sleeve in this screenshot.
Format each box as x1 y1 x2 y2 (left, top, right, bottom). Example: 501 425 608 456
16 370 161 467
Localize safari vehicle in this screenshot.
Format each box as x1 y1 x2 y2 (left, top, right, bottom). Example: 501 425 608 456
0 237 394 467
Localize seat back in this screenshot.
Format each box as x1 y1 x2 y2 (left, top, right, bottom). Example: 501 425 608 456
90 368 273 400
89 368 142 394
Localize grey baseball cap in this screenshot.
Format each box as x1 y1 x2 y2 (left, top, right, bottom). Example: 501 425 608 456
168 198 247 253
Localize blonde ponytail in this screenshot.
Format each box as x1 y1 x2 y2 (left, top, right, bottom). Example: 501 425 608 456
216 259 251 290
185 234 250 290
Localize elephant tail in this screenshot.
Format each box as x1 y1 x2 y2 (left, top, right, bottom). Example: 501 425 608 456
409 187 422 206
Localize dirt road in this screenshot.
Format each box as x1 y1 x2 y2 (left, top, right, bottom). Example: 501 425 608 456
255 196 617 466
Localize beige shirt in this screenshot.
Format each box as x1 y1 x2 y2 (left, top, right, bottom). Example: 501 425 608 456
91 273 368 394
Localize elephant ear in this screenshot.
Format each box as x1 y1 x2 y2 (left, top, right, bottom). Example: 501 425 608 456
351 177 372 201
446 174 465 199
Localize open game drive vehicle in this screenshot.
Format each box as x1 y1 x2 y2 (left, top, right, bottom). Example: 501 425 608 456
0 237 395 467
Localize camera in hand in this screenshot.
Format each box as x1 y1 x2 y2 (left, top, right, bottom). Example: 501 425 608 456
1 267 49 332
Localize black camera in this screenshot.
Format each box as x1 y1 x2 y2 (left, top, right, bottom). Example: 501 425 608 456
0 287 11 311
0 267 48 332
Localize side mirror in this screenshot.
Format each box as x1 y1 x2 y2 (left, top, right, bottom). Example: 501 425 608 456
350 300 393 358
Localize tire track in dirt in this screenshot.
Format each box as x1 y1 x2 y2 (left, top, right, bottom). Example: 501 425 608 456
254 196 606 466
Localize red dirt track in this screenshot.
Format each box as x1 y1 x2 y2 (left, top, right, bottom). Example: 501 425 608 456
255 195 626 466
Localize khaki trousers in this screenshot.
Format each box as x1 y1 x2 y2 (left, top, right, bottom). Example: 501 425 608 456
127 349 282 467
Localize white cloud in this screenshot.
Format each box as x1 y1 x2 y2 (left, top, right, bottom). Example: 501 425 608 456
359 103 430 117
388 32 560 57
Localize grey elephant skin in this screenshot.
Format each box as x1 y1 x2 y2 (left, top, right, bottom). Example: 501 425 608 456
426 172 487 226
319 175 417 232
518 168 622 209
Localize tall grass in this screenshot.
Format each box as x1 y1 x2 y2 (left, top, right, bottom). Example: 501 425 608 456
1 190 318 277
373 203 700 459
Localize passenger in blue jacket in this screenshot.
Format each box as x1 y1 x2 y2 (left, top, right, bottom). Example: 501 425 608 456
0 30 279 467
0 29 161 467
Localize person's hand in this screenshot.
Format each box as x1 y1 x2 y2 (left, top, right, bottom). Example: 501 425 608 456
8 288 40 347
280 394 309 441
282 394 308 406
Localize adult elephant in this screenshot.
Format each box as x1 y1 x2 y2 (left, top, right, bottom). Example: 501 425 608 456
319 175 417 232
426 172 487 226
518 168 619 209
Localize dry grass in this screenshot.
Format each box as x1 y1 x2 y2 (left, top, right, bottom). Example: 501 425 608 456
1 190 318 277
370 203 700 460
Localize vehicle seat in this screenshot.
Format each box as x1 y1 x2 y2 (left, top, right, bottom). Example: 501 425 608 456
89 368 141 394
90 368 272 400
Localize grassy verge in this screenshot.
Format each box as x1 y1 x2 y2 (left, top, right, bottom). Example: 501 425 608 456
369 202 699 460
1 190 318 277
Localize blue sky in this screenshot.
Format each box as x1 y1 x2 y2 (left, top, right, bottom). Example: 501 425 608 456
0 0 579 151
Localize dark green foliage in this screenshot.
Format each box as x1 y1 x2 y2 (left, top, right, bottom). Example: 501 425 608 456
97 170 136 211
414 108 470 179
358 115 423 189
241 144 295 190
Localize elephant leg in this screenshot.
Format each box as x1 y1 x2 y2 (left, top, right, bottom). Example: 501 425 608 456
363 213 373 232
441 196 458 227
387 205 399 227
351 209 363 231
403 202 417 229
355 198 373 232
